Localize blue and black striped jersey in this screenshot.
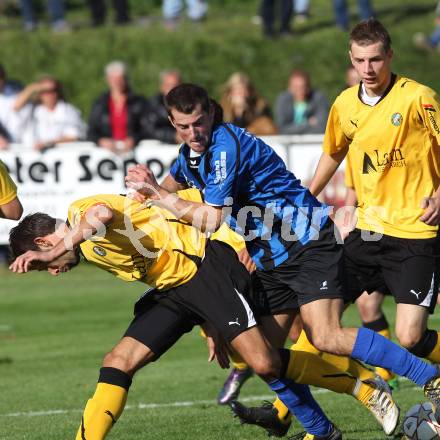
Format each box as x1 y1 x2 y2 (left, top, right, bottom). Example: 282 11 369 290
170 123 330 270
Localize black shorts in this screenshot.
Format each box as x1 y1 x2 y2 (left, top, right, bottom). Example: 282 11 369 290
344 229 440 313
251 219 345 316
125 240 257 358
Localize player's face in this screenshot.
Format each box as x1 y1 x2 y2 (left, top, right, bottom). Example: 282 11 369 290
32 247 80 276
169 104 214 153
349 41 393 96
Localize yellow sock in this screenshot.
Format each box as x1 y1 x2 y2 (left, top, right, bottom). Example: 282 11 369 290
427 332 440 363
291 330 375 383
75 383 128 440
375 329 395 381
352 380 375 406
287 349 358 395
273 397 292 424
229 349 249 371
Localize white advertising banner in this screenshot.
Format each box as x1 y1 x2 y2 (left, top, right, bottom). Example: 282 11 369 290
0 136 346 245
0 141 180 244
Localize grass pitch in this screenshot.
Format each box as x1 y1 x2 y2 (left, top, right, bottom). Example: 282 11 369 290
1 263 439 439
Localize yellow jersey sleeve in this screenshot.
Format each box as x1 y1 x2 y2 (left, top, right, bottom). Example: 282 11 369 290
68 197 112 226
323 96 351 155
0 160 18 205
211 224 246 253
416 86 440 144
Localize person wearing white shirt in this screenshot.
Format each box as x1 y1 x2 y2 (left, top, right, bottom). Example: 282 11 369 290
13 76 86 151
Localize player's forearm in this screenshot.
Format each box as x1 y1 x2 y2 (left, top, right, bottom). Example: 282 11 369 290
309 148 348 197
153 188 223 233
53 207 114 259
0 197 23 220
344 187 358 207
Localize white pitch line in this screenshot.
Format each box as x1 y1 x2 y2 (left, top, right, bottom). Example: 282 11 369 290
1 381 419 419
2 391 329 418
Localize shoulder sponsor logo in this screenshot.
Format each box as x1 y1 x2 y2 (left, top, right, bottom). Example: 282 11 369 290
391 112 403 126
362 148 406 174
423 104 440 134
423 104 436 111
228 317 240 326
93 245 107 257
213 151 227 186
350 119 359 128
320 280 328 291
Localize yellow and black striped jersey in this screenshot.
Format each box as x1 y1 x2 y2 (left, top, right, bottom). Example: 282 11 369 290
0 160 17 206
324 75 440 239
67 188 246 290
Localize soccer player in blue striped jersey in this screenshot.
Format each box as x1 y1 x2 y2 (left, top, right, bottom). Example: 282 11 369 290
126 83 440 437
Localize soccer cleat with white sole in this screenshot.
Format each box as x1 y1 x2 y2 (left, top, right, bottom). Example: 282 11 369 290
423 371 440 421
364 380 400 435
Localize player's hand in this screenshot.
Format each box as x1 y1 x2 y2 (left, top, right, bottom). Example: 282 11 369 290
125 164 161 200
333 206 357 241
419 196 440 225
237 248 256 273
9 249 55 273
203 322 230 369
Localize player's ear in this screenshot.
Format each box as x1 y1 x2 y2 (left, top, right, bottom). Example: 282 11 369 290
168 115 176 128
34 237 52 248
387 48 393 61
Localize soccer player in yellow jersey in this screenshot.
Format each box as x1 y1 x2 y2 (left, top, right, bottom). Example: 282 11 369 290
9 190 347 440
0 159 22 220
310 19 440 368
9 189 403 439
343 152 398 388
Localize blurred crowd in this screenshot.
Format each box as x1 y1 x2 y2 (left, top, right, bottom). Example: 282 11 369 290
0 60 341 152
15 0 377 35
8 0 440 51
1 0 438 152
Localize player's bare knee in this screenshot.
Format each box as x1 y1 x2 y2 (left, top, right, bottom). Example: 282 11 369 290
102 348 146 375
304 327 332 353
398 329 438 358
395 329 423 350
251 356 280 379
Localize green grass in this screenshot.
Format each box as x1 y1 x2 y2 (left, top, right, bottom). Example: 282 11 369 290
1 263 439 439
0 0 439 118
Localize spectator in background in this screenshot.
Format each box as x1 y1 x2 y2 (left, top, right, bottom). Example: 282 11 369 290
20 0 70 32
88 61 147 153
261 0 292 37
163 0 207 30
220 72 277 136
275 69 329 134
0 65 22 97
294 0 309 24
345 64 361 88
0 65 23 149
12 75 85 150
143 69 182 144
413 1 440 52
88 0 130 27
333 0 374 31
